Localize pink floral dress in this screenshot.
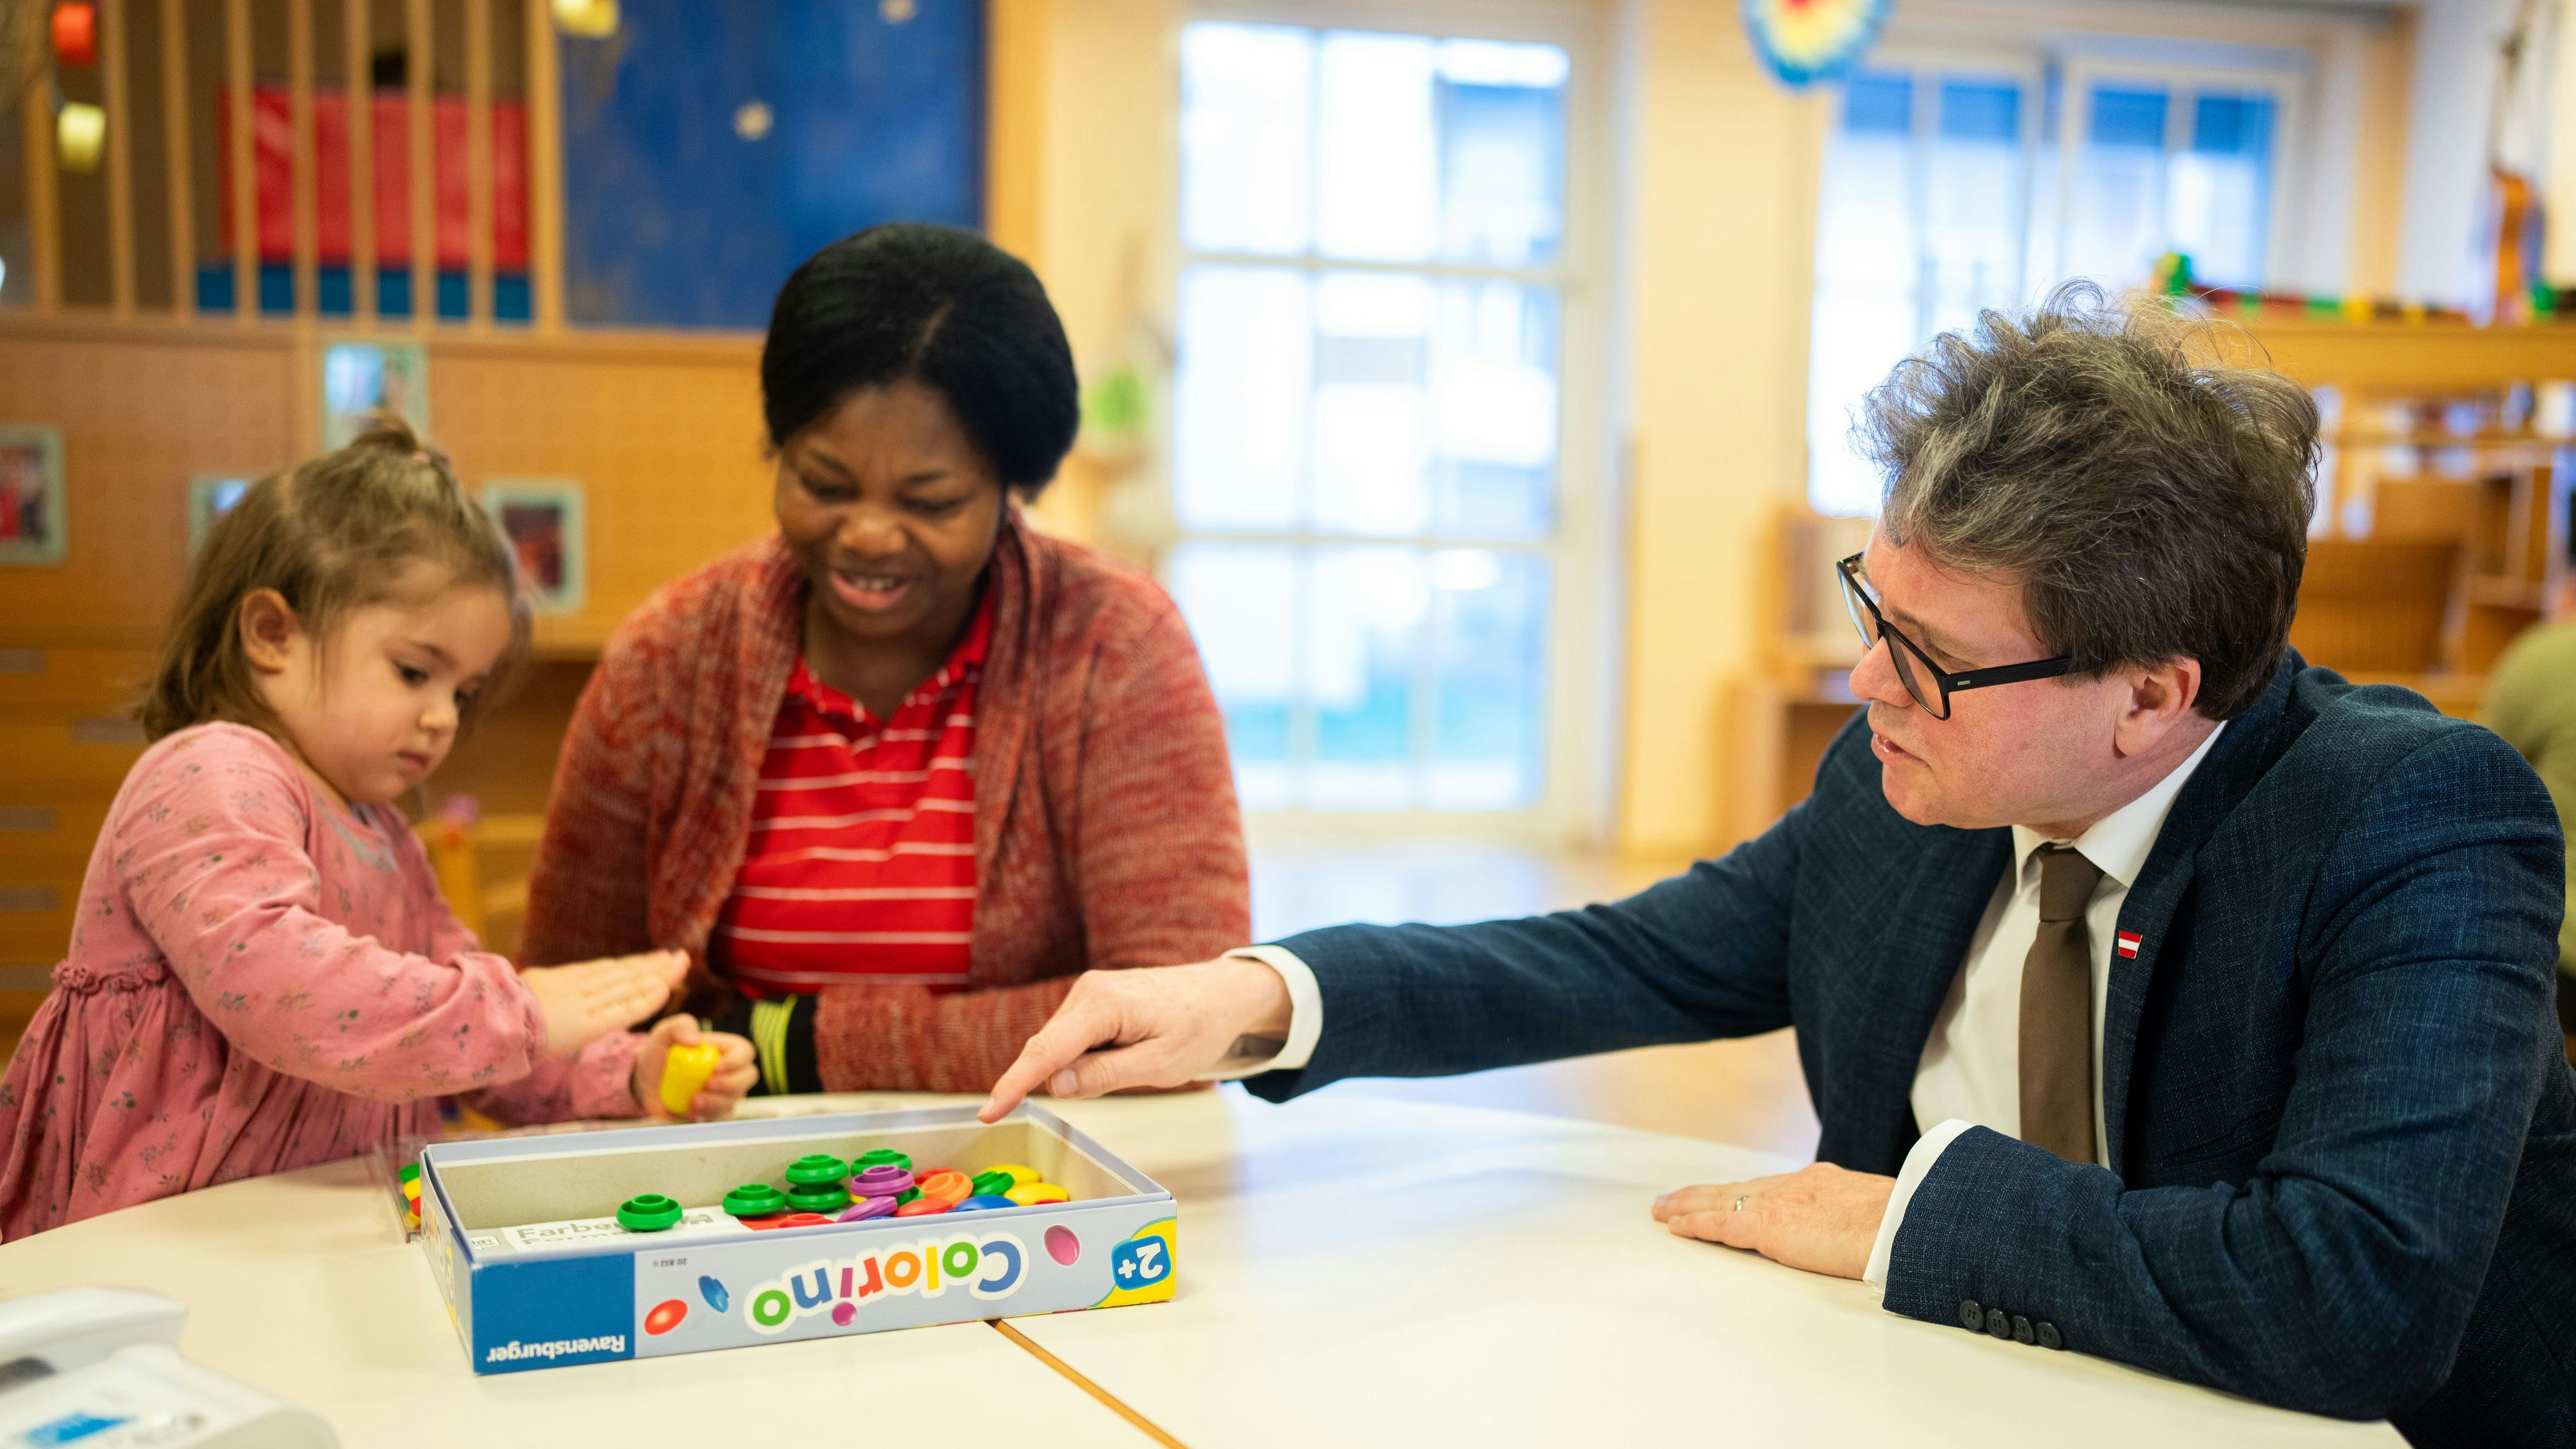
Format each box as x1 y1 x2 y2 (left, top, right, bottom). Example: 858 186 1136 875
0 723 644 1239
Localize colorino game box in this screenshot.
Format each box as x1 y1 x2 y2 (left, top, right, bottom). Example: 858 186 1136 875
414 1104 1177 1374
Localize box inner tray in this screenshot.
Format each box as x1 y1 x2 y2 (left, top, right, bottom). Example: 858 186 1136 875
431 1117 1147 1231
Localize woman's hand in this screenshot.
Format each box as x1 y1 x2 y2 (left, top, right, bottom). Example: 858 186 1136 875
632 1014 759 1121
522 949 690 1057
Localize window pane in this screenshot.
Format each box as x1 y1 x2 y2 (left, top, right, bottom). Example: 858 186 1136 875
1808 67 1929 516
1817 72 1917 290
1318 32 1439 261
1308 545 1424 807
1429 548 1547 807
1313 272 1434 535
1806 283 1913 516
2088 86 2168 147
1843 71 1912 135
1175 265 1309 531
1170 542 1300 810
1938 79 2016 142
1432 279 1558 536
1205 272 1560 540
1180 24 1314 254
2065 83 2169 287
1173 24 1569 813
1926 77 2027 335
2172 93 2275 287
1435 40 1568 265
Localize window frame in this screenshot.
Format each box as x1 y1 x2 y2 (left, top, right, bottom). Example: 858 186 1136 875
1165 0 1617 846
1805 43 2313 516
2050 55 2309 296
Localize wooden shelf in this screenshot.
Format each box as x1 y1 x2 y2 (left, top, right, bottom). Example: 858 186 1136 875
2234 317 2576 391
2465 575 2548 609
2337 672 2490 719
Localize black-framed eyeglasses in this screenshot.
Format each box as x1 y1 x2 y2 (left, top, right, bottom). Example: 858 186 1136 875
1835 553 2073 720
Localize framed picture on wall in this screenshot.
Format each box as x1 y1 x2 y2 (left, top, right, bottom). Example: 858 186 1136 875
321 341 430 448
482 480 587 614
187 475 256 554
0 424 67 566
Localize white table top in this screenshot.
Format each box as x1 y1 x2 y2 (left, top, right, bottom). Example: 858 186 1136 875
1027 1089 2400 1448
0 1098 1157 1448
0 1088 2400 1447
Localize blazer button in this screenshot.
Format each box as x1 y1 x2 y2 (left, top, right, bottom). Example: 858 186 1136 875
2012 1315 2034 1345
1985 1307 2011 1339
2036 1321 2064 1351
1959 1300 1984 1331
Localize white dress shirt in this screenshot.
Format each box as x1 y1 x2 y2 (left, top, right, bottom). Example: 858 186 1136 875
1211 723 2226 1294
1859 721 2224 1284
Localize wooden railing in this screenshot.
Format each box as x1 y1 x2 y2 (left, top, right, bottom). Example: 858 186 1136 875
16 0 563 334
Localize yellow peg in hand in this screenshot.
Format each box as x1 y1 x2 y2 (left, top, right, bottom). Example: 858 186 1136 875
658 1040 723 1117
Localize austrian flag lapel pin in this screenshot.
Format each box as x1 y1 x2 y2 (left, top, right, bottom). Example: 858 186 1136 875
2116 931 2143 959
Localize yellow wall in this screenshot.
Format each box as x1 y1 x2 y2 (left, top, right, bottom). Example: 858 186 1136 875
994 0 1178 556
1615 1 1826 857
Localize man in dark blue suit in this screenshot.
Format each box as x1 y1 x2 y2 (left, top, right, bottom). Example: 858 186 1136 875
981 294 2575 1446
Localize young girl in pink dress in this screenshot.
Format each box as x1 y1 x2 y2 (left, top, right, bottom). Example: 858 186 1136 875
0 422 757 1238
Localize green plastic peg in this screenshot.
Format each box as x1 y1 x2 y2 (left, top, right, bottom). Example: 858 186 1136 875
784 1153 849 1187
785 1181 850 1213
616 1193 684 1233
722 1182 788 1218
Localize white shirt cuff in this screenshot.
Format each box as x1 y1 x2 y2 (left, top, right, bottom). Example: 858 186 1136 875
1198 944 1325 1080
1863 1117 1976 1289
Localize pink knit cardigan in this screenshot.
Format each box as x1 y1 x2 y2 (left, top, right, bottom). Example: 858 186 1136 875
518 512 1250 1093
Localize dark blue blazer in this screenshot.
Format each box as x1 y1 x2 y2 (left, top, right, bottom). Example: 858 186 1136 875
1249 658 2575 1446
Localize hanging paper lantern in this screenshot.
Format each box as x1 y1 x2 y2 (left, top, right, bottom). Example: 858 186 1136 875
57 102 105 172
549 0 618 39
1742 0 1890 87
52 2 99 68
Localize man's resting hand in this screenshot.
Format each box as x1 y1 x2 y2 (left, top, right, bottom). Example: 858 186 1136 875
1653 1161 1896 1280
979 956 1293 1122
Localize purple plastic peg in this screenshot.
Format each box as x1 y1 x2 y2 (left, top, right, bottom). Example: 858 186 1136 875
848 1165 914 1198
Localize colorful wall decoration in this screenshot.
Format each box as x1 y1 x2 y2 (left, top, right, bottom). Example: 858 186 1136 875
1742 0 1890 88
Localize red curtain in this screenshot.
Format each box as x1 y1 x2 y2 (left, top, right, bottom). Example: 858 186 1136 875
216 87 527 269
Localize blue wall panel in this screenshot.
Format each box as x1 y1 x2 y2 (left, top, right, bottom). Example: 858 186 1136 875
560 0 985 329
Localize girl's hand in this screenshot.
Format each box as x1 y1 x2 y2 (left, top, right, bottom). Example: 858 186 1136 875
632 1014 759 1122
523 949 689 1057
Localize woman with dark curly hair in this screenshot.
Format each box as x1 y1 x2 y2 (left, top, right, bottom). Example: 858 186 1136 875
520 223 1248 1095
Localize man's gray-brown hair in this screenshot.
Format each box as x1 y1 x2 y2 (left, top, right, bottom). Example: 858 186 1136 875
1859 283 2319 720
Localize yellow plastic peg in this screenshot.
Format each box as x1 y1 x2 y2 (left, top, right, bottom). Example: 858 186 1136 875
658 1039 722 1117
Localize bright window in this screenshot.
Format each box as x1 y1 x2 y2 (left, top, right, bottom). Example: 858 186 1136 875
1807 61 2289 516
1170 21 1571 811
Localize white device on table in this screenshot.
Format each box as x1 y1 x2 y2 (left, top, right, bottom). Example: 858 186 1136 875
0 1289 336 1448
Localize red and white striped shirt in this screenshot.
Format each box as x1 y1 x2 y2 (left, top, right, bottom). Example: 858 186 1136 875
713 595 992 996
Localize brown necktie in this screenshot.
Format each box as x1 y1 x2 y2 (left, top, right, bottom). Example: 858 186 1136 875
2019 844 2103 1164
